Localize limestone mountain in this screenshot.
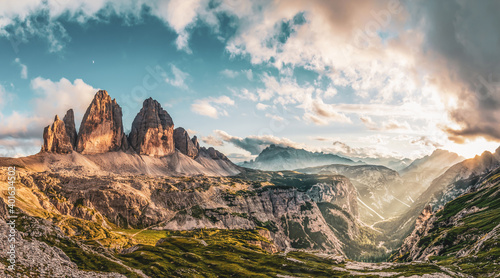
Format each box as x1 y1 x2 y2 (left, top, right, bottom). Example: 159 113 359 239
241 145 361 171
41 113 75 153
173 127 198 158
63 109 77 148
76 90 128 154
129 98 175 157
35 90 239 176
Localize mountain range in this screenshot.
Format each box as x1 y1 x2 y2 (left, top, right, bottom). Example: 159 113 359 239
0 89 499 277
5 90 239 177
240 144 362 171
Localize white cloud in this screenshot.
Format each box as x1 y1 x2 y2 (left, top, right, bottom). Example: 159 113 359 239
0 77 96 140
0 137 42 157
164 64 189 89
237 88 258 101
191 95 235 118
220 69 254 80
256 103 269 110
0 0 207 53
244 69 253 80
265 113 284 122
14 58 28 79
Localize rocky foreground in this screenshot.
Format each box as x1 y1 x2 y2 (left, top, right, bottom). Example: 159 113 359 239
0 168 463 278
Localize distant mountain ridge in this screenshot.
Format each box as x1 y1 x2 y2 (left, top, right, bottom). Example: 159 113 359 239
383 147 500 243
392 164 500 276
240 144 363 171
297 164 406 224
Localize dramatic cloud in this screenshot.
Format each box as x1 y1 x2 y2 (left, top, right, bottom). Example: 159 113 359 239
191 95 235 118
404 0 500 142
0 0 207 52
214 130 302 155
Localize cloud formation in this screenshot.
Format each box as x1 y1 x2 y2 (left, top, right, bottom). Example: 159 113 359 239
214 130 302 155
0 77 96 139
191 95 235 118
164 64 189 90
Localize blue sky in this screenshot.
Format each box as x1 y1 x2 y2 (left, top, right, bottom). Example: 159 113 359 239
1 0 499 160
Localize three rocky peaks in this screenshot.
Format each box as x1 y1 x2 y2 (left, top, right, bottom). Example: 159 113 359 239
41 90 227 160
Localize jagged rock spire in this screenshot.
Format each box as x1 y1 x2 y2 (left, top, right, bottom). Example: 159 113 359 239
174 127 199 158
129 97 175 156
76 90 128 154
41 111 75 153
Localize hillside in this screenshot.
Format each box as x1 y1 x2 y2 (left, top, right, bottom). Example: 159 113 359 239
392 166 500 277
0 167 464 277
296 164 408 225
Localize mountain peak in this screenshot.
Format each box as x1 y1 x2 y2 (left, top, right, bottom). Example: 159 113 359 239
42 110 76 154
76 90 128 154
129 97 175 156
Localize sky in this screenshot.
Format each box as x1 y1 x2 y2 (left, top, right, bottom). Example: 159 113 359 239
0 0 500 162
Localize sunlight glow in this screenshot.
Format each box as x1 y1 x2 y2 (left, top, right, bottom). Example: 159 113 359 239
444 138 499 159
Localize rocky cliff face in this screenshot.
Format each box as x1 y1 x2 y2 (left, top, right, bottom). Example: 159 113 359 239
13 168 371 255
298 164 404 224
129 98 175 157
63 109 77 148
200 146 228 161
389 147 500 240
394 165 500 267
393 205 434 261
41 113 75 153
76 90 128 154
173 127 198 158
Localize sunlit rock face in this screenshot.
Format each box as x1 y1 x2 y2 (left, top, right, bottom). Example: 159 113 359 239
76 90 128 154
129 97 175 157
42 113 74 154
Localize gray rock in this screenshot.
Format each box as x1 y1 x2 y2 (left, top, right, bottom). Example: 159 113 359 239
63 109 77 148
129 98 175 157
174 127 198 158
